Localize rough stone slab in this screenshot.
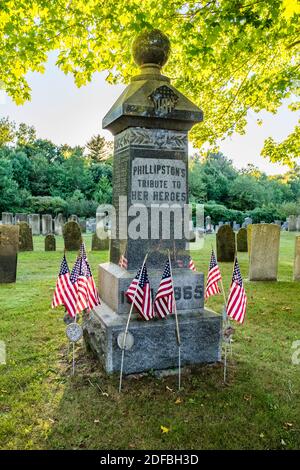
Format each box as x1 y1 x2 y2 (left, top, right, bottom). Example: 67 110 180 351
0 225 19 283
248 224 280 281
98 262 204 314
83 302 222 374
293 236 300 281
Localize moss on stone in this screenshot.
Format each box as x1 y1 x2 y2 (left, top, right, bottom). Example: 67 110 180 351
216 225 235 262
91 233 109 251
18 222 33 252
63 221 82 251
237 227 248 252
45 234 56 251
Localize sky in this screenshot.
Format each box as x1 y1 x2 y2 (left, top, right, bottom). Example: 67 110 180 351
0 52 298 175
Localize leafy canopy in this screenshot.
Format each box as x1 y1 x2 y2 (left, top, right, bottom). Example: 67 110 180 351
0 0 299 164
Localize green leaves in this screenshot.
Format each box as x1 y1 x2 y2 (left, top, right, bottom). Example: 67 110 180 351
0 0 299 163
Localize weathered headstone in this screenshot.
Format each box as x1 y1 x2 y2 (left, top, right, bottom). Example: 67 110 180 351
91 233 109 251
248 224 280 281
218 221 224 227
63 221 82 251
205 215 212 233
28 214 40 235
54 213 65 235
274 220 282 227
233 222 240 231
2 212 13 225
237 227 248 252
216 225 235 262
288 215 297 232
293 236 300 281
45 234 56 251
296 216 300 232
18 222 33 252
86 218 96 233
42 214 52 235
15 213 27 224
0 225 19 283
83 30 221 374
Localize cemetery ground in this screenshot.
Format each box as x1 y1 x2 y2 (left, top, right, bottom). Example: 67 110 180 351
0 233 300 450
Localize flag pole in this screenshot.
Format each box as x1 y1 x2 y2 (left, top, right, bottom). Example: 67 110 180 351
168 250 181 392
211 243 230 383
119 252 149 393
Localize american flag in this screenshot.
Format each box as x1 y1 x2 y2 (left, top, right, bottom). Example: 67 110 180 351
77 243 101 312
119 253 128 269
226 258 247 324
70 256 82 314
205 249 222 299
126 264 153 321
77 257 89 312
52 255 77 318
154 260 174 318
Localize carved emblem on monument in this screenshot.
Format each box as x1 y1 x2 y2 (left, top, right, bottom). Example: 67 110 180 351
149 85 178 115
115 127 187 151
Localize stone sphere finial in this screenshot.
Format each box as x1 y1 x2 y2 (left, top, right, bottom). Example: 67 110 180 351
132 29 170 68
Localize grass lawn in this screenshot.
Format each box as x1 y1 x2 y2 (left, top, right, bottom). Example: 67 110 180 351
0 232 300 450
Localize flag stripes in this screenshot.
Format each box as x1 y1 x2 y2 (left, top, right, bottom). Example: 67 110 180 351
154 260 174 318
205 249 222 300
126 264 153 321
51 255 77 318
226 258 247 324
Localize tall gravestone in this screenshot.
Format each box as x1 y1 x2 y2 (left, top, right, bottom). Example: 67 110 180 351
293 236 300 281
63 221 82 251
216 225 235 262
42 214 52 235
18 222 33 251
288 215 297 232
54 214 65 235
248 224 280 281
205 216 212 233
296 216 300 232
83 30 222 374
2 212 13 225
0 225 19 283
28 214 40 235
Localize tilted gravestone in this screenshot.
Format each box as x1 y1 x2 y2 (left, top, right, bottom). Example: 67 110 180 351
45 234 56 251
2 212 13 225
248 224 280 281
216 225 235 262
42 214 52 235
237 227 248 252
91 233 109 251
28 214 40 235
63 221 82 251
293 236 300 281
18 222 33 252
0 225 19 283
83 30 221 374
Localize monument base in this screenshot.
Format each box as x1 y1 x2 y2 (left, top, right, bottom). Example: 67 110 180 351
83 302 222 374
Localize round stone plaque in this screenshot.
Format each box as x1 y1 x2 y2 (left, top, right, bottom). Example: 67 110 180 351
117 331 134 350
66 323 83 343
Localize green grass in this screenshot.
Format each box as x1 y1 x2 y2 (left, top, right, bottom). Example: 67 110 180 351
0 232 300 450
